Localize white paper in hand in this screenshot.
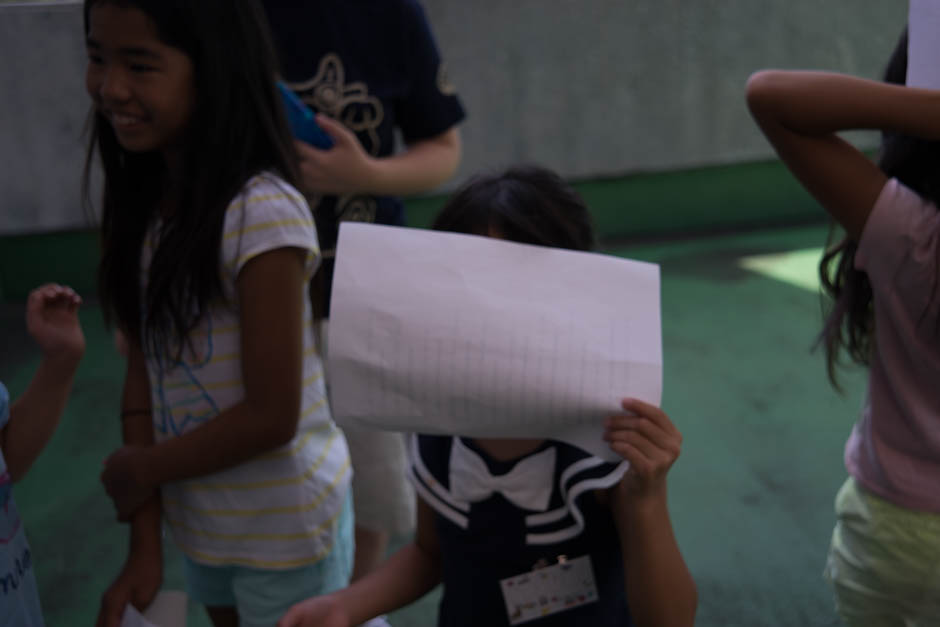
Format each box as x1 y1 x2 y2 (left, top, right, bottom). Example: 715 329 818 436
120 605 158 627
327 224 662 461
907 0 940 88
119 590 187 627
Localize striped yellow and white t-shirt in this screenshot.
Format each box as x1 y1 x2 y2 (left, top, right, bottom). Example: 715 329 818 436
142 172 351 569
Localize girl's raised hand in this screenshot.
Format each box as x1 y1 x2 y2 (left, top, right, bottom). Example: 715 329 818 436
295 114 378 196
101 445 155 521
25 283 85 362
603 398 682 501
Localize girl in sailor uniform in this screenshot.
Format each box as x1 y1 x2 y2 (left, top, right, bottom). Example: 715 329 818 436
278 166 697 627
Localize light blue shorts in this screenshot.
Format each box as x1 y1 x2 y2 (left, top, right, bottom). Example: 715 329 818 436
182 490 354 627
824 477 940 627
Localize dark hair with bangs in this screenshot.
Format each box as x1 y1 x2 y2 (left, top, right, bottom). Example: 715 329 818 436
83 0 299 358
431 165 594 252
818 26 940 387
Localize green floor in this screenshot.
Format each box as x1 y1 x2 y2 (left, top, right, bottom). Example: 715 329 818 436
1 222 863 626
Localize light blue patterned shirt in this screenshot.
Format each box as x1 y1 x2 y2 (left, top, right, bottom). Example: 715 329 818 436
0 382 44 626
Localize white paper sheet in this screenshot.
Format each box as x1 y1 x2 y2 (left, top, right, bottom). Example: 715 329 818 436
121 606 157 627
328 223 662 461
907 0 940 89
120 590 188 627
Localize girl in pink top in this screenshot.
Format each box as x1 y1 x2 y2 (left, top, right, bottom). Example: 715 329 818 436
747 28 940 625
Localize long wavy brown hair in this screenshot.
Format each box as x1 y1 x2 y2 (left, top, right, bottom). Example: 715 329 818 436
84 0 300 359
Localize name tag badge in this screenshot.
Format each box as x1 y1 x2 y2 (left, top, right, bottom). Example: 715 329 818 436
499 555 599 625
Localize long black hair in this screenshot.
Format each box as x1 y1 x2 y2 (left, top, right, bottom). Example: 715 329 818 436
818 26 940 386
84 0 299 359
432 165 595 252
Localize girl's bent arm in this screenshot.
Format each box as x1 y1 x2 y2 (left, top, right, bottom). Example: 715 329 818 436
4 284 84 481
97 342 163 627
278 498 443 626
610 487 696 627
368 127 462 196
107 247 309 496
746 70 940 239
335 498 443 623
5 351 82 482
604 399 696 626
296 123 461 197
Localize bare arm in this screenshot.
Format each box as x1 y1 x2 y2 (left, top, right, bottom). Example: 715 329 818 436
4 284 84 481
97 341 164 627
609 487 696 627
746 70 940 239
335 498 443 623
278 498 443 626
140 246 307 480
605 399 696 627
296 121 462 197
101 247 311 517
369 127 462 195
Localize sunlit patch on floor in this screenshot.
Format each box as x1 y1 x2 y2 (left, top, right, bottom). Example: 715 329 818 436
738 247 823 292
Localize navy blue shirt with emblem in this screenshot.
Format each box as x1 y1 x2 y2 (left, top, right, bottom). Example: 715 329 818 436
262 0 466 312
408 434 635 627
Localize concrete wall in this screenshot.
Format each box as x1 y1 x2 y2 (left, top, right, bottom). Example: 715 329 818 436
424 0 906 179
0 0 907 234
1 2 88 234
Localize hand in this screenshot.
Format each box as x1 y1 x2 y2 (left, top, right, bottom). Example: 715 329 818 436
26 283 85 363
96 550 163 627
603 398 682 502
102 445 155 521
295 115 379 196
277 594 352 627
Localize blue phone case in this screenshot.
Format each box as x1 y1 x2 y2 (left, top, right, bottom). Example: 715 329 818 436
277 81 334 149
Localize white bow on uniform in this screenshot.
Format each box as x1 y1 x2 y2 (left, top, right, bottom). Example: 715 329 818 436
448 438 556 512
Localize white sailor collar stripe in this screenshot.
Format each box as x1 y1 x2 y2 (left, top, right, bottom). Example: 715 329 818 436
525 462 627 545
